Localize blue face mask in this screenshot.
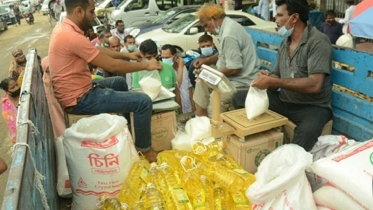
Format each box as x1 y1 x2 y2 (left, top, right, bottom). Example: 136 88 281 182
201 47 214 56
127 45 137 52
278 16 294 38
162 58 173 65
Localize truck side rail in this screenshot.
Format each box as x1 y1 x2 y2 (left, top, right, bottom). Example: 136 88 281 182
246 28 373 142
2 49 58 210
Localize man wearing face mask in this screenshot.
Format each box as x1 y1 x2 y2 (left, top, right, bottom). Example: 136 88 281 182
232 0 333 151
9 49 27 84
320 10 343 44
161 44 193 114
188 33 218 88
120 35 139 53
111 20 128 45
194 3 260 117
96 29 112 47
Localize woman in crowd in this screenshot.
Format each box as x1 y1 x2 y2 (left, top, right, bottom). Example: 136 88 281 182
1 77 21 144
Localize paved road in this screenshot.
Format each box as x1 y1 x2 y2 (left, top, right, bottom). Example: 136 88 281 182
0 12 53 207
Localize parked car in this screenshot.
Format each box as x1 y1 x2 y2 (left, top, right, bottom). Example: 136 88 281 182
136 10 278 51
127 5 200 37
0 5 9 31
95 0 124 23
57 12 105 33
0 4 11 25
41 0 49 15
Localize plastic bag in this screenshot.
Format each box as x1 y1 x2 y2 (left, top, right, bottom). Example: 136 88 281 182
185 116 211 141
246 144 317 210
63 114 139 210
171 131 194 152
138 70 162 100
55 136 72 198
245 86 269 120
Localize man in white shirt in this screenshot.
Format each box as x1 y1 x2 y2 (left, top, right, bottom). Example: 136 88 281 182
110 20 128 45
53 0 63 20
120 35 139 53
339 0 356 34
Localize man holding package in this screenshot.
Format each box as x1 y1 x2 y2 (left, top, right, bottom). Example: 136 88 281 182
232 0 333 151
193 3 260 117
49 0 162 162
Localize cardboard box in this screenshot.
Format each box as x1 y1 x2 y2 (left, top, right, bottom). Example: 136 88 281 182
65 113 93 127
220 109 288 139
283 120 333 144
150 111 177 152
224 129 283 174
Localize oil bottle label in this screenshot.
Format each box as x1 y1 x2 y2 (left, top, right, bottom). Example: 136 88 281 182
233 168 249 174
139 166 149 183
173 188 190 203
232 191 248 205
193 189 206 208
214 198 222 210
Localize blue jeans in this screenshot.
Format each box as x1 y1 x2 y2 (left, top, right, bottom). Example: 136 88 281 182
68 77 153 151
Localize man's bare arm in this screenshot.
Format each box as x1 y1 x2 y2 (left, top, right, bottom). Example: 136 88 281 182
97 47 142 61
90 52 161 74
193 53 219 68
220 67 240 76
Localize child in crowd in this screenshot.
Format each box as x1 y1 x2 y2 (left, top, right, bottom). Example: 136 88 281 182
1 77 21 144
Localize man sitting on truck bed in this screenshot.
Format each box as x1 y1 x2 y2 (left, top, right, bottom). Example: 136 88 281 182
48 0 162 162
232 0 333 151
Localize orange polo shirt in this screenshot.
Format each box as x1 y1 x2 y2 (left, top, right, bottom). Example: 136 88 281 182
49 18 100 109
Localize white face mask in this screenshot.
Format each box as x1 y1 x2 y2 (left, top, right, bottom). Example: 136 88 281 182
278 15 295 38
211 19 220 35
127 45 136 52
162 58 173 65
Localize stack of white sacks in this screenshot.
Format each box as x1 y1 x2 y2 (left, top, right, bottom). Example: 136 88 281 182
246 135 372 210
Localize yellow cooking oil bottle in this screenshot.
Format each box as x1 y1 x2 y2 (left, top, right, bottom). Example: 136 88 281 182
149 162 175 210
157 150 188 173
158 162 193 210
192 140 224 161
142 183 166 210
118 159 150 207
213 184 229 210
180 156 214 210
98 196 129 210
209 154 256 189
229 190 252 210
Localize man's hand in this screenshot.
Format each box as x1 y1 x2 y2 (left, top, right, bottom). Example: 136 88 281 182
126 51 143 62
251 72 274 90
146 58 162 71
193 58 204 68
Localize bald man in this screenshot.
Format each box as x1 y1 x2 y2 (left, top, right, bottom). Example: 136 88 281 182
108 36 121 52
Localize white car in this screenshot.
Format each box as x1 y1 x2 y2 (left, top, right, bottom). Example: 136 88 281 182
41 0 49 15
137 10 277 51
57 12 105 33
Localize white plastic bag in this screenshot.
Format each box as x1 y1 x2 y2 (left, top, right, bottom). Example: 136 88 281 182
55 136 72 198
138 70 162 100
245 86 269 120
313 184 364 210
63 114 139 210
185 116 211 141
307 135 359 191
311 140 373 210
246 144 317 210
171 131 193 152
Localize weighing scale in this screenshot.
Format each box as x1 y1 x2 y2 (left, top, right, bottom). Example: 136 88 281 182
198 65 288 139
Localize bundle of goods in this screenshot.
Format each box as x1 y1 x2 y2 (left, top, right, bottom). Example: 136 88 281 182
99 140 256 210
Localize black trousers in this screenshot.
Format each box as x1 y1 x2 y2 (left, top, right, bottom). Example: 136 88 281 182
232 90 333 151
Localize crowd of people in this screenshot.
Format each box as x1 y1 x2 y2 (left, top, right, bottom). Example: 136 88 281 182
0 0 347 165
